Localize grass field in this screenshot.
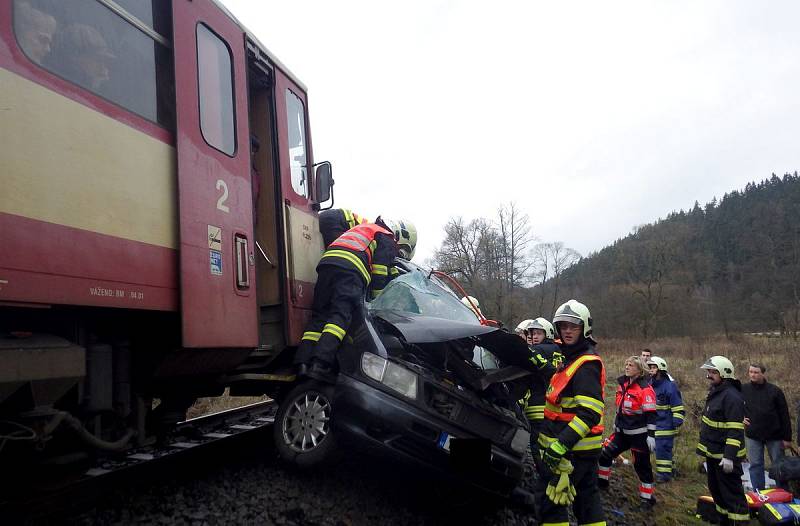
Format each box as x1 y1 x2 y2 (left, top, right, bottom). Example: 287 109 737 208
600 335 800 524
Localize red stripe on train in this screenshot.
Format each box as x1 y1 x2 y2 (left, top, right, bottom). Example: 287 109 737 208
0 212 177 311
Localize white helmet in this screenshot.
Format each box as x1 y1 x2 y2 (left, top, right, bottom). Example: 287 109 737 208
461 296 482 317
385 219 417 260
646 356 668 372
552 299 594 341
700 355 736 379
526 318 555 340
515 319 534 334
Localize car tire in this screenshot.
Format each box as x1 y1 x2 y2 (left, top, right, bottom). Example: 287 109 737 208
274 380 340 467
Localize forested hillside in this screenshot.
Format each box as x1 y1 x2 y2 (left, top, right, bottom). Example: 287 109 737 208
550 172 800 338
433 173 800 339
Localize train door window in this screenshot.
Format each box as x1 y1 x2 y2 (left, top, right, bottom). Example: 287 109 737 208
197 23 236 156
12 0 175 130
285 89 308 198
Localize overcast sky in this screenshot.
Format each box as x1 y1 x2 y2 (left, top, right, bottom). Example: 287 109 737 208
222 0 800 262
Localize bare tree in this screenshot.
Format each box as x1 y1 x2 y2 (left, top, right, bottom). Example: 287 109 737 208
621 227 672 339
547 242 581 314
495 203 536 322
533 243 552 314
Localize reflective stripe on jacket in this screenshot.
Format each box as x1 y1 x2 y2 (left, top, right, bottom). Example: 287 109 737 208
540 348 606 455
697 379 746 460
521 341 562 419
650 375 685 437
319 208 371 248
320 223 396 287
614 375 657 435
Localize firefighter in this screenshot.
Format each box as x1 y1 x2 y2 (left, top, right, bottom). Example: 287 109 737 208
319 208 370 247
515 319 534 342
383 218 417 261
373 219 416 298
598 357 658 506
536 300 606 526
646 356 684 482
698 356 749 525
294 219 400 382
519 319 563 481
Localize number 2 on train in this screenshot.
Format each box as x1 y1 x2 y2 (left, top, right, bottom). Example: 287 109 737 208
216 179 230 213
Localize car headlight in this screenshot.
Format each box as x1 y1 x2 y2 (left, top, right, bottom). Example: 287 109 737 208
510 428 530 454
361 352 418 400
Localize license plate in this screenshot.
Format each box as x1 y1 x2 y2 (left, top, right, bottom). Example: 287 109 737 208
438 432 453 452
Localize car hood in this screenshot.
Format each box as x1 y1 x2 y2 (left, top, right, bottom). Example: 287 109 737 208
371 309 531 367
371 309 496 343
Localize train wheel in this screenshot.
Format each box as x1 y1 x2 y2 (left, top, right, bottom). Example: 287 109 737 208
273 380 339 467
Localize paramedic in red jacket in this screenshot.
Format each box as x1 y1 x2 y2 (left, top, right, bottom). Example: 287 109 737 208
598 356 658 507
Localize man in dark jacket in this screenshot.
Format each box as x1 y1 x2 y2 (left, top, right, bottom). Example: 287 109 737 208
698 356 748 525
741 363 792 490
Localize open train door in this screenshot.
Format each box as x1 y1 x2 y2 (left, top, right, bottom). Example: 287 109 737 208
172 0 257 348
273 69 325 346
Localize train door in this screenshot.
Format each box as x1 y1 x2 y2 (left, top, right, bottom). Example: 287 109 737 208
245 42 285 354
274 71 325 345
172 0 257 348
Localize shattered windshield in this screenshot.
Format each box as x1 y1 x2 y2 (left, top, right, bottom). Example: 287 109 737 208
369 269 478 323
369 269 499 369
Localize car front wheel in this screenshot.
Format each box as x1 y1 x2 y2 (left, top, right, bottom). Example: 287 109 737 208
274 380 339 467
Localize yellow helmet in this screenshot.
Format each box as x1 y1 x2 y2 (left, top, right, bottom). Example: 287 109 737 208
385 219 417 260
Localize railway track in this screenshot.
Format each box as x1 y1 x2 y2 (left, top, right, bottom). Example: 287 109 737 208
1 401 276 522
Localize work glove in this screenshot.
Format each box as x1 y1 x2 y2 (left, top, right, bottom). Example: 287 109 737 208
541 440 568 472
545 459 576 505
646 436 656 452
719 458 734 474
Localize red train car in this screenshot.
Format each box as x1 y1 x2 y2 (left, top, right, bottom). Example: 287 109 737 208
0 0 331 458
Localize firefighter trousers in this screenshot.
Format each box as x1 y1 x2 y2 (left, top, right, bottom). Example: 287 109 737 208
598 432 654 500
294 266 365 366
655 436 675 479
536 454 606 526
528 419 546 513
706 459 749 525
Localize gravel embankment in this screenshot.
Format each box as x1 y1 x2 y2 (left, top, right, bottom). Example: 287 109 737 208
48 434 656 526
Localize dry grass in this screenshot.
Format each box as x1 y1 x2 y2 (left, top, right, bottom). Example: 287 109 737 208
185 388 269 419
599 335 800 524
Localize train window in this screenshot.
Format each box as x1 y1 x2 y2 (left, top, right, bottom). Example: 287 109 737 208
12 0 175 130
286 89 308 198
111 0 172 37
197 24 236 156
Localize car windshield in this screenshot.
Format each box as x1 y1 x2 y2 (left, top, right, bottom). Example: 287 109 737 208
369 268 499 369
368 269 478 323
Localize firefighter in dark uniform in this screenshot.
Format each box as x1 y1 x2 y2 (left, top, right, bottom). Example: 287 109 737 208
519 318 562 458
598 356 658 507
537 300 607 526
698 356 749 525
295 219 398 382
517 317 562 513
369 218 416 298
319 208 370 247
